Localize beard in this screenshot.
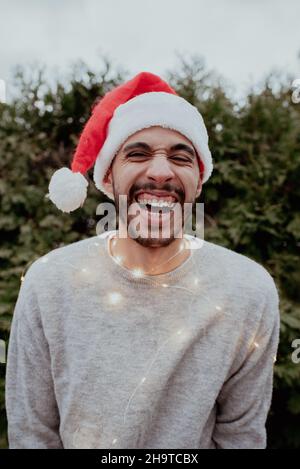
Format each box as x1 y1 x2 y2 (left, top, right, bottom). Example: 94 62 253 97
112 181 186 248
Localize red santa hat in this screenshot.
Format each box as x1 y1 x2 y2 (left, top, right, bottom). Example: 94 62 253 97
46 71 213 213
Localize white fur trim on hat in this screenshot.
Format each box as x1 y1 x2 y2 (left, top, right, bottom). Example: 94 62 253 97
93 92 213 199
46 167 88 213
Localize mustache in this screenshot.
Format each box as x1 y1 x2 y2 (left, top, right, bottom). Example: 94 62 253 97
128 182 185 204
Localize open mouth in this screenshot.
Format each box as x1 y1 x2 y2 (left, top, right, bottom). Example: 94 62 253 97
133 191 180 214
128 190 184 234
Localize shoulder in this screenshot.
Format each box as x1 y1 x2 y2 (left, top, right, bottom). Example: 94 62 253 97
195 239 280 321
22 235 104 288
203 239 277 289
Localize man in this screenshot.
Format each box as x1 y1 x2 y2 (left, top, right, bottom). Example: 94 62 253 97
6 72 280 449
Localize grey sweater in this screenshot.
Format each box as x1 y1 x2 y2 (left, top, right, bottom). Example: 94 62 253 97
5 231 280 449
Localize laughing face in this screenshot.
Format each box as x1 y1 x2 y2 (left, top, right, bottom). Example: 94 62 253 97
102 126 203 247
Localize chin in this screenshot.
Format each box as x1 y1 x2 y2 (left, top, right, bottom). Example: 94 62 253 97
128 224 183 248
133 235 175 248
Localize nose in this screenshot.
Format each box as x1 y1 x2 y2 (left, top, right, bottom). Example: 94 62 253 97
145 155 175 184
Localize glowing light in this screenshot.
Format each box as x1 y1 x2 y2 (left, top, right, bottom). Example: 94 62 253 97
114 255 124 265
215 305 222 311
179 241 185 251
108 291 122 305
112 438 118 445
141 377 146 383
131 268 144 278
20 275 25 282
253 342 259 349
162 283 168 288
273 355 277 363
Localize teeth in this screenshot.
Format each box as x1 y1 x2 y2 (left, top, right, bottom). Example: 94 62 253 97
137 195 177 208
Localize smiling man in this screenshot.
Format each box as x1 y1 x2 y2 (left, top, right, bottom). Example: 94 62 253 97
6 72 280 449
103 125 202 274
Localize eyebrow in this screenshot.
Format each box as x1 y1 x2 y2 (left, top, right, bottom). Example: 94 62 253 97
122 141 196 159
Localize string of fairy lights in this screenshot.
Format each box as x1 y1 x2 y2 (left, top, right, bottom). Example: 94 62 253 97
19 230 277 449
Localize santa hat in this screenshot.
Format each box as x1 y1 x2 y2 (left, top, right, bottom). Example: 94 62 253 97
46 71 213 213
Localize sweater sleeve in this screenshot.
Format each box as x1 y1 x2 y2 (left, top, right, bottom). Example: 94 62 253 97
212 278 280 449
5 264 63 449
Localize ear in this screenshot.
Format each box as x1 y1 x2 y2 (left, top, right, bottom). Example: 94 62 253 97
195 169 203 199
102 165 114 195
195 179 202 199
194 151 203 199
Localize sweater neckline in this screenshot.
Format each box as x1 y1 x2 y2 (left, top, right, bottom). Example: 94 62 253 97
98 230 206 286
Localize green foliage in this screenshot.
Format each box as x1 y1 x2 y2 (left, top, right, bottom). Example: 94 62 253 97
0 57 299 449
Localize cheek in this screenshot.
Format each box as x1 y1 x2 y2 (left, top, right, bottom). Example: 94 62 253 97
177 169 199 200
113 162 142 195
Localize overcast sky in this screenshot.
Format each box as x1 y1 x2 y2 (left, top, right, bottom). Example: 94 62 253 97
1 0 300 100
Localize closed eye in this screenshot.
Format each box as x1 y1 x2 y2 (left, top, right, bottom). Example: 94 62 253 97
126 152 148 158
170 156 191 163
126 152 192 164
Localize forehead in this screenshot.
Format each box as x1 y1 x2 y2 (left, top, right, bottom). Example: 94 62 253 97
120 125 194 150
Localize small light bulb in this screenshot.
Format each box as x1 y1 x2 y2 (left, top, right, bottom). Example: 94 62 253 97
108 291 122 305
114 255 123 265
131 268 144 278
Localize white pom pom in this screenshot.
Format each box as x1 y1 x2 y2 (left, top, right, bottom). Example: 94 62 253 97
46 167 88 213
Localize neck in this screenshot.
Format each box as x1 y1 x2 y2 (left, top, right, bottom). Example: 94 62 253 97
109 228 191 276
